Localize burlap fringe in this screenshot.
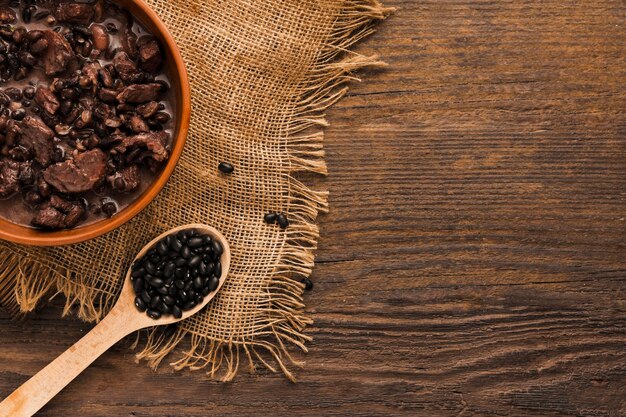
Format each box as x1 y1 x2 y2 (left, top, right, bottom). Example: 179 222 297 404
0 249 121 322
3 0 391 382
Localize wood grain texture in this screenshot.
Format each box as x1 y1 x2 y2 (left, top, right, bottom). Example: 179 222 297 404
1 1 625 416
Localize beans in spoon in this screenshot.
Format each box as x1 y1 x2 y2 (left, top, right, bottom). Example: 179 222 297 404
130 228 223 319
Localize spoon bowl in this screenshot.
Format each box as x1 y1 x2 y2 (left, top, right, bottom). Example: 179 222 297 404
0 224 230 417
118 224 231 329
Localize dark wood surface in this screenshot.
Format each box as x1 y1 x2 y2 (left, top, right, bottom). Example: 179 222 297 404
1 1 625 415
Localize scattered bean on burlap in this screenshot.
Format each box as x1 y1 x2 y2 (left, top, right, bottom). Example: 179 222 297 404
0 0 391 381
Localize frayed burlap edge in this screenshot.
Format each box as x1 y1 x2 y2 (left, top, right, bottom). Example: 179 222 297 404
0 0 393 381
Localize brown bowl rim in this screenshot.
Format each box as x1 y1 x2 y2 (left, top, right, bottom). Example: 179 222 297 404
0 0 191 247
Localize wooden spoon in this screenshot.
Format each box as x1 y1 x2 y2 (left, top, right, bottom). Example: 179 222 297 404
0 224 230 417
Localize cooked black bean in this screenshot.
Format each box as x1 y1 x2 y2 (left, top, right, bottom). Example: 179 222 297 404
277 213 289 229
218 162 234 174
264 212 277 224
23 86 35 99
102 202 117 217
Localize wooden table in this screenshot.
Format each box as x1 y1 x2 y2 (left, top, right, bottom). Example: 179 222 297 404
1 1 625 415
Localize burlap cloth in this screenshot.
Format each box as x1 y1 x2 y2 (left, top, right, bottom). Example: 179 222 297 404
0 0 390 381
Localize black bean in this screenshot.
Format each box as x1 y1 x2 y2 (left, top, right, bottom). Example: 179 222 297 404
172 305 182 319
159 303 171 314
169 237 183 251
188 237 203 248
133 277 144 293
208 276 220 291
175 267 186 279
140 290 151 304
23 86 35 99
150 295 162 309
195 295 204 304
201 286 211 296
211 240 223 257
135 297 147 312
175 298 183 307
147 309 161 320
193 276 203 290
168 286 177 296
179 290 188 302
218 162 234 174
11 108 26 121
183 281 193 292
188 255 202 268
199 262 209 276
176 230 188 242
277 213 289 229
302 278 314 291
163 262 176 278
175 279 185 289
214 262 222 278
183 301 196 310
181 246 191 259
102 202 117 217
175 257 187 267
22 6 34 23
264 212 277 224
144 260 157 275
157 241 168 256
163 295 176 306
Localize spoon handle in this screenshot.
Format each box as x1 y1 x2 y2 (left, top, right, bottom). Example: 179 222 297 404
0 306 134 417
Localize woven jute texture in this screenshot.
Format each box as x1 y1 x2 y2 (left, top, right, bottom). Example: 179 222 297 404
0 0 390 380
